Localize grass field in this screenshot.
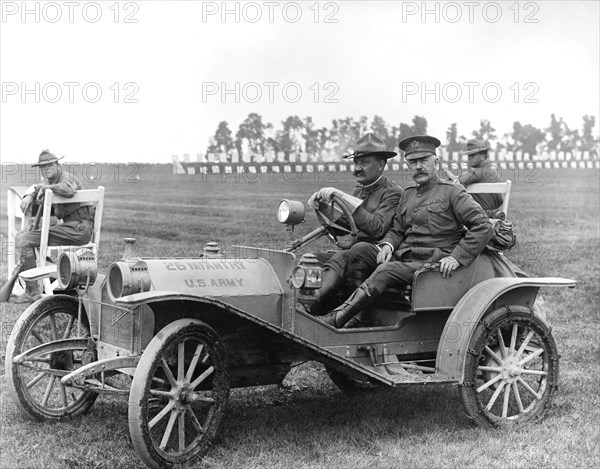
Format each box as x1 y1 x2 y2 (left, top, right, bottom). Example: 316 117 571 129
0 164 598 469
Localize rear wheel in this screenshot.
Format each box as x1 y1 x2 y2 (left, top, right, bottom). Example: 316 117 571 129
128 319 230 468
459 305 558 427
5 296 97 420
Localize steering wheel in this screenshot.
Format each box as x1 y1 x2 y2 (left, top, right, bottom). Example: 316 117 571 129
313 193 358 249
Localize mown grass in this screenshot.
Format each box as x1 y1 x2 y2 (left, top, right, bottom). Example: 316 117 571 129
0 165 598 469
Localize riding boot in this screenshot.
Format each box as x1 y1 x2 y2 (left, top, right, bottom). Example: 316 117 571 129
309 268 344 316
344 311 373 328
320 287 373 328
13 254 42 304
13 281 42 304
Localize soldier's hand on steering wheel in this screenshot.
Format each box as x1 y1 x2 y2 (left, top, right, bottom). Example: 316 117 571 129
439 256 459 278
308 187 343 209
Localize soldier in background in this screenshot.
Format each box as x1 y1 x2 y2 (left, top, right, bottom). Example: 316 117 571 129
10 150 95 304
303 133 403 316
443 139 503 213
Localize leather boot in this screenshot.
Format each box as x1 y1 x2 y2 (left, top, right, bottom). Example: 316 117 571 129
310 268 344 316
344 311 372 328
13 281 42 304
13 254 42 304
320 287 373 328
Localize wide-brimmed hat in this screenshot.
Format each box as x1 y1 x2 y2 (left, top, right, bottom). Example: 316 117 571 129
398 135 441 160
343 133 397 160
462 139 490 156
32 150 64 167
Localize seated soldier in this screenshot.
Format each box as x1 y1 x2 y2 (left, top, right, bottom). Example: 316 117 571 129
443 139 503 215
320 135 494 328
304 133 403 316
11 150 95 304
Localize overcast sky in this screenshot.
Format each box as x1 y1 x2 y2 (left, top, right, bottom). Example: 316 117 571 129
1 0 598 164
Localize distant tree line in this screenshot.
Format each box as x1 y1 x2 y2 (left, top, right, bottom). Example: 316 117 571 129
206 113 598 162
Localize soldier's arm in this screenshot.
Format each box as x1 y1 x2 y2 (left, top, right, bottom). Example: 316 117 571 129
352 186 403 240
458 167 484 187
48 178 78 198
378 198 407 251
448 187 493 267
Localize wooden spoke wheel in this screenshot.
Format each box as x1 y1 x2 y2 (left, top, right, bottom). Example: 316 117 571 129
128 319 230 468
459 305 559 428
5 296 97 421
314 194 358 249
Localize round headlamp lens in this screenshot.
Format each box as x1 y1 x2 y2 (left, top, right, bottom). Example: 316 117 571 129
291 266 306 288
277 200 290 223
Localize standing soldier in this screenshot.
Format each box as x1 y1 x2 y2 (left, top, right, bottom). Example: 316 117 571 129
9 150 95 304
304 133 403 316
321 135 494 328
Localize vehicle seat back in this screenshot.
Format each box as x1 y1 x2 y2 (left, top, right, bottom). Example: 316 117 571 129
411 253 495 311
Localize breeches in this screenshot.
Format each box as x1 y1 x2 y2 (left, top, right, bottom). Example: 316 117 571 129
16 220 93 260
321 242 381 288
361 259 427 297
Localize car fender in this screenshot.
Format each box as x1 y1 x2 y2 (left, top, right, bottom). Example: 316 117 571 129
436 277 576 382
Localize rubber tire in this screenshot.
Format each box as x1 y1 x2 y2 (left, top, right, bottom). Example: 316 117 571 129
5 295 97 421
128 319 230 468
459 305 559 428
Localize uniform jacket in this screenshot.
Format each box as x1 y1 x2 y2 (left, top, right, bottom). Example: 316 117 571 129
345 176 403 242
26 168 91 220
458 162 502 211
381 176 493 267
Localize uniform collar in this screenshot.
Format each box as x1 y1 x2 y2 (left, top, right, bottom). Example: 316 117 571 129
416 174 440 193
357 175 386 195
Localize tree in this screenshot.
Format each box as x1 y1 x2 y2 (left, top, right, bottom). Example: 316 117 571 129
303 117 320 161
411 115 428 135
545 114 562 152
395 116 428 144
236 113 267 161
329 117 362 156
279 115 305 161
471 119 497 148
209 121 235 160
445 123 462 152
544 114 581 153
580 115 598 155
511 121 545 156
371 115 397 151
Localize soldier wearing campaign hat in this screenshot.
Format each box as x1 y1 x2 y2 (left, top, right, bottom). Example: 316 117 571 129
8 150 95 304
301 133 403 318
320 135 494 328
443 139 502 212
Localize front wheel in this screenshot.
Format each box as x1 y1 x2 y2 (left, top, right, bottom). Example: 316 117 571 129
459 305 559 428
128 319 230 468
5 296 98 420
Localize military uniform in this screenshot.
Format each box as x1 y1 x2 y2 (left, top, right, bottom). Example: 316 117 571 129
458 162 502 211
361 175 493 297
324 175 403 286
16 168 95 265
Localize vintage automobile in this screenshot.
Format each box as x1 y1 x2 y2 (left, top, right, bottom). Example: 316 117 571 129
5 195 576 468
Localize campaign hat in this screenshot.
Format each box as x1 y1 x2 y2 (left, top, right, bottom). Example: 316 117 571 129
343 133 397 160
32 150 64 167
398 135 441 160
462 139 490 156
